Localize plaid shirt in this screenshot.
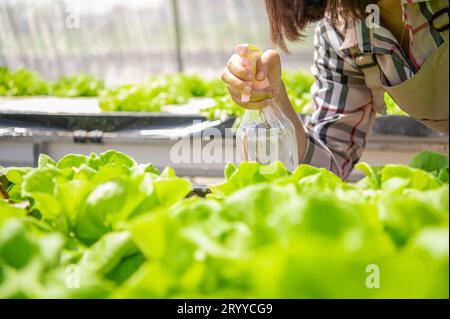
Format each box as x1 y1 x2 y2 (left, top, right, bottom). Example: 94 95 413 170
303 0 448 179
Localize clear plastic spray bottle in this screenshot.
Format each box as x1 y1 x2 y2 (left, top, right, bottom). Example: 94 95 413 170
235 44 298 171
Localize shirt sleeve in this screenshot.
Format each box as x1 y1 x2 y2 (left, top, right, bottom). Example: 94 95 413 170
301 20 377 180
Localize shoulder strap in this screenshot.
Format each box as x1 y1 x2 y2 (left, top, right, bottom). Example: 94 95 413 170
429 2 449 42
349 47 387 115
349 2 449 115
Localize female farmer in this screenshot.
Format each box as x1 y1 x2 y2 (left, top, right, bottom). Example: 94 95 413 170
221 0 449 179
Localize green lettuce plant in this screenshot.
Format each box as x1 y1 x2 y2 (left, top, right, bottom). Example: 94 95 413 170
0 150 448 299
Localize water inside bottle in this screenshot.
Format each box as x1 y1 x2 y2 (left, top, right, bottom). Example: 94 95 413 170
237 121 298 171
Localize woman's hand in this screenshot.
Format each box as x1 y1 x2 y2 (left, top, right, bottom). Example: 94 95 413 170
222 45 309 161
221 47 283 110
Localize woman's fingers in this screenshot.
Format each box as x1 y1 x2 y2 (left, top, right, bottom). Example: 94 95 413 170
221 68 251 94
227 86 273 102
229 90 272 110
228 54 253 81
221 47 281 110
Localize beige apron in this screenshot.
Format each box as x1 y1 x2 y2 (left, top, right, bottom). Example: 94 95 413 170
353 5 449 133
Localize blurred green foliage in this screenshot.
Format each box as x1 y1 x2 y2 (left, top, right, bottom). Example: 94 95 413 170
0 67 104 98
0 151 448 298
0 66 405 119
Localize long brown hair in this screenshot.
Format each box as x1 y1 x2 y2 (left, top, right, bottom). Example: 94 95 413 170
264 0 376 51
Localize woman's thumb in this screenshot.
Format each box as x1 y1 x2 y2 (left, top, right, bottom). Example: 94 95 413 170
256 49 280 81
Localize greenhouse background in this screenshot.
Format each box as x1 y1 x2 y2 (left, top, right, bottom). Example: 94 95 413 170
0 0 314 83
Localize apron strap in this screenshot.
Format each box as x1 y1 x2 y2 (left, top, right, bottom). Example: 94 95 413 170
350 48 387 114
350 3 449 114
429 4 449 42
